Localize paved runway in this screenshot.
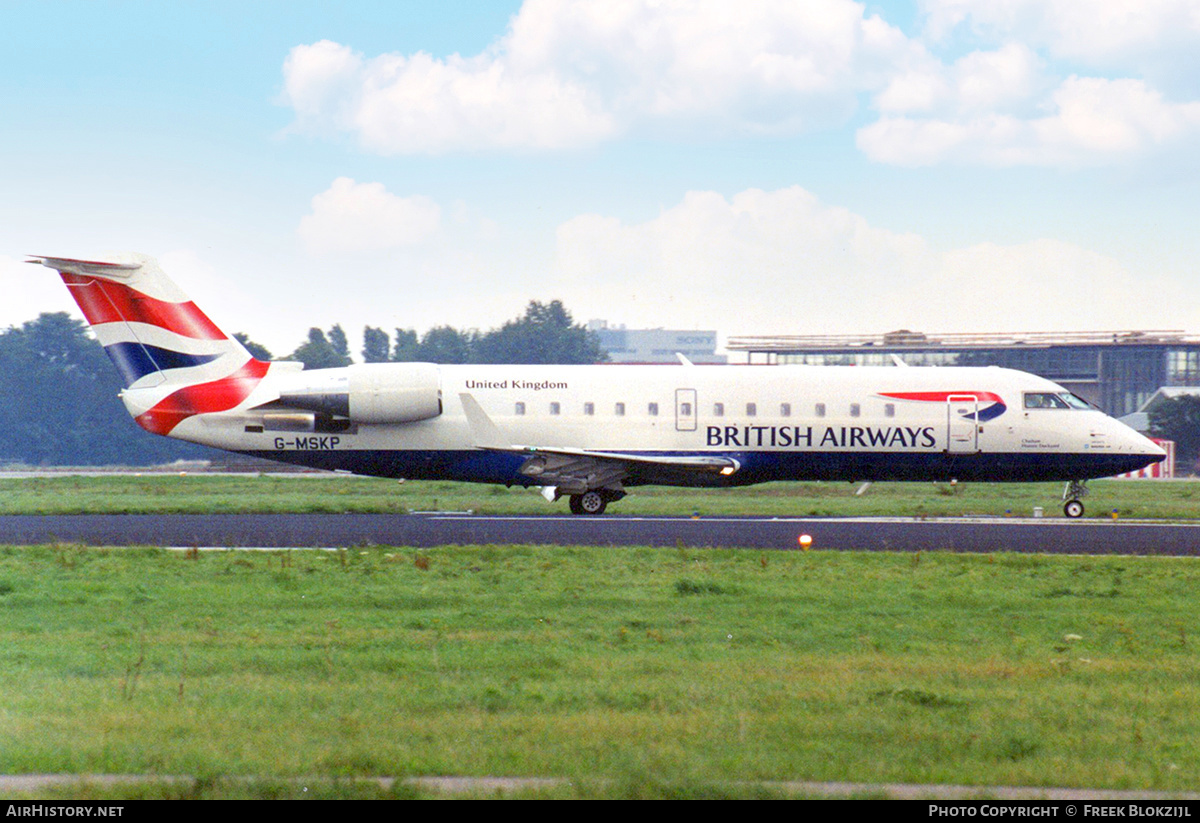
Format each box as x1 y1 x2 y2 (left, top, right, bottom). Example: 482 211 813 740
2 513 1199 554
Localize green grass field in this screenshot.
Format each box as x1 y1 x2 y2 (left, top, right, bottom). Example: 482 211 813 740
1 474 1199 518
3 543 1200 799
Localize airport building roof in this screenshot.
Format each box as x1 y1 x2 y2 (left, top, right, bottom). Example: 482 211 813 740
726 330 1200 351
725 330 1200 419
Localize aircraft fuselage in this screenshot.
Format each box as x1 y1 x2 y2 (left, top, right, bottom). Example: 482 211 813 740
162 362 1162 487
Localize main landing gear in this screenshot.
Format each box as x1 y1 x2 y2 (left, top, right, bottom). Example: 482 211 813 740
569 491 606 515
1063 480 1089 518
567 489 624 516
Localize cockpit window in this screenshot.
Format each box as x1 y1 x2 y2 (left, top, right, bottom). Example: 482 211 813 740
1024 392 1091 410
1024 393 1070 409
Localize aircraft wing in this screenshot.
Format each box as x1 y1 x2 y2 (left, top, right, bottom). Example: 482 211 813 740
459 392 738 492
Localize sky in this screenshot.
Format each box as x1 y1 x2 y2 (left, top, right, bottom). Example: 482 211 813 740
2 0 1199 358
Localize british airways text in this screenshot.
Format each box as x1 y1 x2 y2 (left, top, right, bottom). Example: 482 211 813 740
706 425 937 449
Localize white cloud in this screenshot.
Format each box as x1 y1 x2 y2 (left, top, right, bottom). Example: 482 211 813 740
280 0 919 153
279 0 1200 168
919 0 1200 100
864 4 1200 168
298 178 441 254
936 240 1134 330
552 185 1174 334
920 0 1200 67
555 186 934 333
952 43 1044 113
875 43 1044 115
284 40 618 153
859 75 1200 166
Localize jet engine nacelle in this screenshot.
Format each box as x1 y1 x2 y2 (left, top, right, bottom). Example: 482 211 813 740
276 362 442 424
348 362 442 423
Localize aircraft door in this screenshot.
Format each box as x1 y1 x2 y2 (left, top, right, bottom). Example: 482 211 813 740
947 394 979 453
675 388 697 432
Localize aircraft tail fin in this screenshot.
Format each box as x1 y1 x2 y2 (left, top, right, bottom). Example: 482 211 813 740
30 253 270 436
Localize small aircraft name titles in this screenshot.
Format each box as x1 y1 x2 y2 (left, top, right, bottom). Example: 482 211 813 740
464 379 569 391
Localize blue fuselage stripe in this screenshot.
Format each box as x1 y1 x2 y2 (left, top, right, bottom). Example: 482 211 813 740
238 448 1162 486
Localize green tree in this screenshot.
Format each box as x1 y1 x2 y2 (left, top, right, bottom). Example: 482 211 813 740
362 326 391 363
391 328 419 362
416 326 475 364
328 324 351 362
233 332 273 362
0 313 215 465
1148 395 1200 468
289 327 353 370
474 300 608 364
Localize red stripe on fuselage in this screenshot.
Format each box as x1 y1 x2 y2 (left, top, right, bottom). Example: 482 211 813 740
134 358 270 435
60 273 226 340
879 391 1004 403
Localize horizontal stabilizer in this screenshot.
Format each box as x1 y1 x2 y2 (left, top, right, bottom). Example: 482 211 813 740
28 256 142 279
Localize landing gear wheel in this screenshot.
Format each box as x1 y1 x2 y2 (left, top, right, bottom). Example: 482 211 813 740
569 491 608 515
580 490 607 515
1062 480 1088 518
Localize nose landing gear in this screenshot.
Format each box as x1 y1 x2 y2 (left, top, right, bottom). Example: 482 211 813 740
1063 480 1089 518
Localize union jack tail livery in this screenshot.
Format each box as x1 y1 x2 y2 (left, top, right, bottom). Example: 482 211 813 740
29 254 271 436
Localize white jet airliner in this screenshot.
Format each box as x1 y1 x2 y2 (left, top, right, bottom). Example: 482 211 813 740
32 253 1165 517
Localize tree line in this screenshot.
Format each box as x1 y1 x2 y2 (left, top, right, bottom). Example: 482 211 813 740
1149 395 1200 473
0 300 606 466
0 313 216 465
6 303 1200 471
254 299 607 370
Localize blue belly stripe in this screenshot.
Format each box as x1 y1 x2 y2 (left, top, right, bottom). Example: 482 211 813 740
236 448 1163 486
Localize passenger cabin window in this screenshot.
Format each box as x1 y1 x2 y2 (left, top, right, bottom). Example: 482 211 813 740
746 402 757 417
679 402 693 416
815 403 826 417
549 402 561 415
885 403 895 418
780 403 792 417
615 402 625 416
515 402 526 416
584 402 595 416
850 403 861 418
648 402 659 416
1024 393 1071 410
713 402 725 417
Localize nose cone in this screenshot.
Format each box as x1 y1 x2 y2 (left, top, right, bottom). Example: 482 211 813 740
1114 421 1166 469
1129 427 1165 457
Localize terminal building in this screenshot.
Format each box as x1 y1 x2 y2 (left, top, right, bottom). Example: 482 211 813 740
588 320 727 364
725 329 1200 419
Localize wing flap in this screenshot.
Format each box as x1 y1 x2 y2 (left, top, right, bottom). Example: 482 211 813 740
523 445 738 473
